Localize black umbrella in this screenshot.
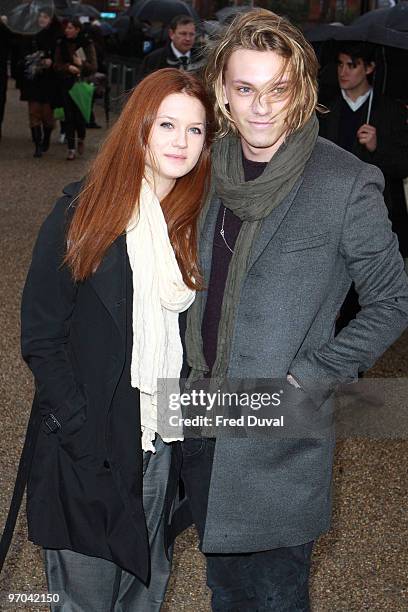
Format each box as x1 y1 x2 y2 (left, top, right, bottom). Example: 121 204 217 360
215 6 253 24
128 0 199 25
60 3 101 19
352 3 408 29
305 2 408 49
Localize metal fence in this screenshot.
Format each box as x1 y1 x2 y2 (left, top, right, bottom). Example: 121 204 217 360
106 55 143 117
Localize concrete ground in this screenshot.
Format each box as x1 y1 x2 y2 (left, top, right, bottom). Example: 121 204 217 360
0 83 407 612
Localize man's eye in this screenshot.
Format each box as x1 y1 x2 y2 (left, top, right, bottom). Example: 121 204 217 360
160 122 173 129
189 127 202 135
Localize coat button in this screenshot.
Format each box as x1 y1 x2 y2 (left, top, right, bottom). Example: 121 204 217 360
103 460 110 469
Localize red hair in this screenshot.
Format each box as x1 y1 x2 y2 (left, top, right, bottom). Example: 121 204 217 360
65 68 214 289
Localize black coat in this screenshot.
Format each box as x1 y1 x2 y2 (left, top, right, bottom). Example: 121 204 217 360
0 23 12 126
140 43 201 80
319 95 408 256
18 182 189 581
18 19 62 104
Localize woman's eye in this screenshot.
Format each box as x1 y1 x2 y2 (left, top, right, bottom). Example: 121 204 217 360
160 122 173 129
189 127 202 135
237 87 251 94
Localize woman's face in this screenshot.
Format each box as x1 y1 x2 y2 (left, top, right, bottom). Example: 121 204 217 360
145 92 206 195
38 12 51 29
65 22 80 39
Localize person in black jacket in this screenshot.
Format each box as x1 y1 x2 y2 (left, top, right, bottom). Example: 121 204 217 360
13 68 214 611
319 42 408 329
319 41 408 260
18 9 62 157
54 18 97 160
140 15 200 79
0 18 12 141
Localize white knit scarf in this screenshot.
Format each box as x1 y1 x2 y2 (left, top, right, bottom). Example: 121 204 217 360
126 179 195 452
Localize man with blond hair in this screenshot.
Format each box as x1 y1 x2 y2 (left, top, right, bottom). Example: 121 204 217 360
181 9 408 611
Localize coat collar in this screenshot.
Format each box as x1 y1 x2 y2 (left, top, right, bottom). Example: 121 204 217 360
62 181 127 340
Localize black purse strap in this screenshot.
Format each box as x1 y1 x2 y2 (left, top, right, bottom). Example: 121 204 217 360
0 404 41 574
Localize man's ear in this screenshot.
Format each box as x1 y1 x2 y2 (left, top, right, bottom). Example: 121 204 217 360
366 61 375 76
169 28 175 42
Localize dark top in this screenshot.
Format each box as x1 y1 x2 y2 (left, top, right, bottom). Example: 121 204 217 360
202 153 267 372
338 97 369 153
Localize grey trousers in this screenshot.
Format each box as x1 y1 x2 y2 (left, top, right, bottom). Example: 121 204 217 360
44 436 172 612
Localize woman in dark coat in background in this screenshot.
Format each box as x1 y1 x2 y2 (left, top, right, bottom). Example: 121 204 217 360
18 9 62 157
54 17 97 159
19 68 213 611
0 18 12 140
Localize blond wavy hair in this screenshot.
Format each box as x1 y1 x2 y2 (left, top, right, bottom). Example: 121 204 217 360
205 9 319 137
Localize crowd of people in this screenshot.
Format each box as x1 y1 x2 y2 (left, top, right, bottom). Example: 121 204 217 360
0 7 408 612
0 11 200 160
1 9 103 158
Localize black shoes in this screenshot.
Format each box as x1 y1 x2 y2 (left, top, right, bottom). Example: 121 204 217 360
41 127 53 152
31 126 42 158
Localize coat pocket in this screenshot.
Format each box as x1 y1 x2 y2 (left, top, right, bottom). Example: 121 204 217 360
280 232 330 253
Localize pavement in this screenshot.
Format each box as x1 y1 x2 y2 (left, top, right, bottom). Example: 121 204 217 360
0 83 407 612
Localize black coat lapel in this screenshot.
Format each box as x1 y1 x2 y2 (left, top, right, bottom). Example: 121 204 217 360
89 234 127 341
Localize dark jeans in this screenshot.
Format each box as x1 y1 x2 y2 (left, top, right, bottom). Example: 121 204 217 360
181 438 313 612
62 90 86 150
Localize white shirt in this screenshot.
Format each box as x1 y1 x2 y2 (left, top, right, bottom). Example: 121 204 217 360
170 41 191 61
341 87 372 112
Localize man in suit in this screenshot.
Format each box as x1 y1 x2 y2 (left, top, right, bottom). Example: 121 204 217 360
140 15 198 78
180 10 408 611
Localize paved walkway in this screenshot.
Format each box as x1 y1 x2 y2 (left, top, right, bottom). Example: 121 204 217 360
0 84 407 611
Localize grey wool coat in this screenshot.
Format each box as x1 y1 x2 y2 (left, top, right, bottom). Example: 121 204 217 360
196 136 408 554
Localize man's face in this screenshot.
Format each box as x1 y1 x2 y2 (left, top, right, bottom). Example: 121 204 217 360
337 53 374 94
169 22 196 54
223 49 291 162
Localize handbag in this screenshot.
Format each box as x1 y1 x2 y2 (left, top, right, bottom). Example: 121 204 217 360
24 50 46 80
68 80 95 123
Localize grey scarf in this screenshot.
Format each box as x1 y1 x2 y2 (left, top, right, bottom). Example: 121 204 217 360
186 114 319 382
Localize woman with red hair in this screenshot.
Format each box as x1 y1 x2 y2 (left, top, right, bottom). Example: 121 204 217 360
19 68 214 610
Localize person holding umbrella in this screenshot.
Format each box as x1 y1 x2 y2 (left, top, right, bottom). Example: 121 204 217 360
54 17 97 160
18 8 62 157
319 41 408 327
2 68 214 610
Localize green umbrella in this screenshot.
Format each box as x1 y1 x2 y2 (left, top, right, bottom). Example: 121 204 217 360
69 81 95 123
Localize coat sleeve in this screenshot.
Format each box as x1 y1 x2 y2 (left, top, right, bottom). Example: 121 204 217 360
289 163 408 405
81 41 97 77
53 41 71 76
21 192 86 429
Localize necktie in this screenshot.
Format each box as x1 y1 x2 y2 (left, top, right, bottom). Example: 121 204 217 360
179 56 188 70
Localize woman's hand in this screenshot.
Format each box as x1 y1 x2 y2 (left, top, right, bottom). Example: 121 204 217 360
73 53 83 67
68 64 80 75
